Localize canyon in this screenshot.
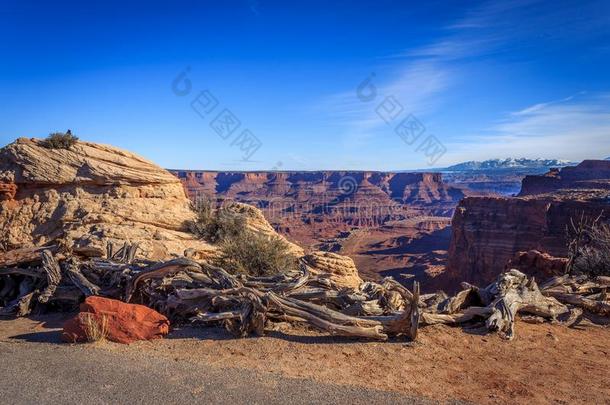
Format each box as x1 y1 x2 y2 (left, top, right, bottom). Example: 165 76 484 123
172 170 477 289
446 160 610 288
173 160 610 292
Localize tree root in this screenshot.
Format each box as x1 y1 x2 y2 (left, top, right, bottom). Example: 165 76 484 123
1 242 608 341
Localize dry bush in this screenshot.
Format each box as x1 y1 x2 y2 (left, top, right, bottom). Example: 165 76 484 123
189 197 246 243
571 222 610 277
217 232 298 277
81 313 109 342
41 131 79 149
189 197 296 276
567 213 610 277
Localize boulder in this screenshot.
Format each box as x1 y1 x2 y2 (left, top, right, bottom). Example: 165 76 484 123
221 201 304 257
303 251 363 289
507 250 568 279
62 296 170 344
0 138 217 260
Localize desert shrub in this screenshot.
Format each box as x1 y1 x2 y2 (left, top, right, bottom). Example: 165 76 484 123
188 197 216 238
189 198 246 243
189 197 296 276
570 222 610 277
81 313 109 342
41 131 79 149
217 232 298 277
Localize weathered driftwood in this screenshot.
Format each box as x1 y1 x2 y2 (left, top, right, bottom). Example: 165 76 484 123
39 250 62 303
65 259 101 297
546 292 610 316
0 245 56 267
484 270 568 339
421 306 494 326
1 242 608 341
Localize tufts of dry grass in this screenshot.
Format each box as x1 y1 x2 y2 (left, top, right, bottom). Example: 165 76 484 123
188 196 297 276
81 313 109 343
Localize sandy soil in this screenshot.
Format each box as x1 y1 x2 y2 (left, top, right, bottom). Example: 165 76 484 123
2 315 608 404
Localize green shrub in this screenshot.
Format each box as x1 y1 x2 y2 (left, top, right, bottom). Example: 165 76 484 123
41 131 79 149
217 232 298 277
189 197 297 276
189 198 246 243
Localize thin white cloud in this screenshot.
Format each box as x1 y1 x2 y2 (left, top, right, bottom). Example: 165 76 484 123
316 0 610 162
443 93 610 162
512 93 584 116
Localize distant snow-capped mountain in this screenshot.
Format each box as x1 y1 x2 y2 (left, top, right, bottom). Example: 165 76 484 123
445 158 573 172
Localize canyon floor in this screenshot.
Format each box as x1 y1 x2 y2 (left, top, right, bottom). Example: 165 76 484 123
1 315 608 404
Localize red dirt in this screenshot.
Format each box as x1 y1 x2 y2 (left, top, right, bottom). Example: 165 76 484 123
1 316 608 404
121 322 609 404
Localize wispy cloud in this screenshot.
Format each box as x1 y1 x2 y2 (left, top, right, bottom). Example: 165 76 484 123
318 1 532 144
444 93 610 162
317 59 450 145
320 0 610 150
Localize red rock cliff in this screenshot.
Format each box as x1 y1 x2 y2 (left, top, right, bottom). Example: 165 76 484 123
171 170 470 247
446 160 610 287
520 160 610 196
446 196 608 286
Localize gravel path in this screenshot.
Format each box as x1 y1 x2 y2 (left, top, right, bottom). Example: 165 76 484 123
0 339 436 405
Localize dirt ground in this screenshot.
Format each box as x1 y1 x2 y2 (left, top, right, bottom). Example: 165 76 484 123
1 315 608 404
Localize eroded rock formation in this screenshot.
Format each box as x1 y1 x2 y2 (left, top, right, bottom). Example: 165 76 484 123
446 161 610 288
0 138 216 259
173 171 468 223
507 250 568 280
520 160 610 196
302 251 363 289
172 170 471 286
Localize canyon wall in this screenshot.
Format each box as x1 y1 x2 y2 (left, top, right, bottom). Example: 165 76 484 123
171 170 470 288
520 160 610 196
172 170 468 232
446 160 610 287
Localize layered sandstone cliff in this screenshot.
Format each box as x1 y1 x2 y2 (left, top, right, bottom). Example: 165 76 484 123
173 170 468 217
0 138 217 259
446 161 610 287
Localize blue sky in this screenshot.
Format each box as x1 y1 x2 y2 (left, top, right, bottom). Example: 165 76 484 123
1 0 609 170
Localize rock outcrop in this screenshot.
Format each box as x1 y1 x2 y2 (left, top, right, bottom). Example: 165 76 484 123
520 160 610 196
302 251 363 289
0 138 359 288
62 296 170 344
445 161 610 288
506 250 568 280
221 201 304 257
0 138 216 259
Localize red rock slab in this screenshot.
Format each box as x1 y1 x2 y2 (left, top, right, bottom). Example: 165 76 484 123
63 296 170 344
